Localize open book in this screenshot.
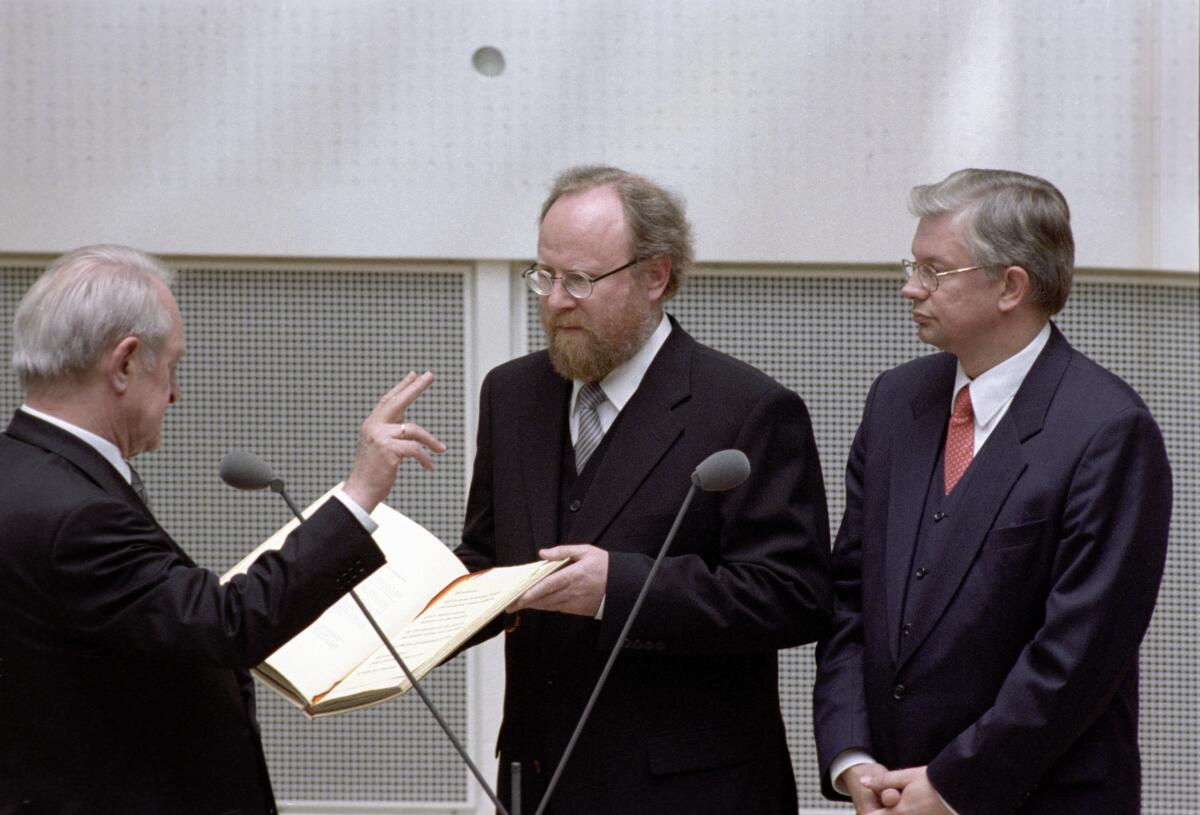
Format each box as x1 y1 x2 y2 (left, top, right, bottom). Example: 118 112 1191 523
220 485 565 718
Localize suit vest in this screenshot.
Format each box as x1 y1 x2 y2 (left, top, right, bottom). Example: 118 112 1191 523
896 436 977 660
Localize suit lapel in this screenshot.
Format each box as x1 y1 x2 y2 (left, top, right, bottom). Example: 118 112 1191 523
518 361 572 558
6 410 195 564
896 325 1074 669
1006 324 1073 443
6 410 147 513
884 356 956 664
565 327 690 547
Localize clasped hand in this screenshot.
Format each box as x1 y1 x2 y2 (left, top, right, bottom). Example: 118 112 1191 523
843 764 953 815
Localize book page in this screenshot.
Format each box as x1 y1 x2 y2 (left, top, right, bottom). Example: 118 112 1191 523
220 484 466 700
322 559 565 703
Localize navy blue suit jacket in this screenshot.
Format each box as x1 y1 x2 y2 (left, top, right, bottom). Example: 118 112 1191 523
813 325 1171 815
0 411 385 814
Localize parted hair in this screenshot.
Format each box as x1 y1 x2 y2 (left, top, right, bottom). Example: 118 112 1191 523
910 168 1074 314
13 244 176 392
540 165 694 300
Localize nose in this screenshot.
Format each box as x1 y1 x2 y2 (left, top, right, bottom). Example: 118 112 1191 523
545 277 576 312
901 274 928 302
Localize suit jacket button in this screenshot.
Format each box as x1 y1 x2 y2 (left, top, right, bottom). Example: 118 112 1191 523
568 499 582 512
902 623 912 637
893 684 907 700
916 567 928 579
546 670 558 687
933 511 946 522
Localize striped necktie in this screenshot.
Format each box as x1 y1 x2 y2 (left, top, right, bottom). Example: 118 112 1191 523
128 463 152 510
574 382 608 474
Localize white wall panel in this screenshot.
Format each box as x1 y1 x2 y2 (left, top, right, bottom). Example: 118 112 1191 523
0 0 1195 271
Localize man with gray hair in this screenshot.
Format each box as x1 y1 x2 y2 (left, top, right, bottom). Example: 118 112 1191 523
0 245 445 813
813 169 1171 814
455 166 833 814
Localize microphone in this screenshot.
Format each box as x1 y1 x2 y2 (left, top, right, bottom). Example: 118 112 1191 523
219 450 306 519
691 448 750 492
534 449 751 815
218 449 281 492
219 451 511 815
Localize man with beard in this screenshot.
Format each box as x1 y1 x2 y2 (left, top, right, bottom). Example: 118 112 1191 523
455 165 832 814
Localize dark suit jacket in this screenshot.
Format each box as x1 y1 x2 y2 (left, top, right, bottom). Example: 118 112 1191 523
813 325 1171 815
456 319 832 815
0 410 386 814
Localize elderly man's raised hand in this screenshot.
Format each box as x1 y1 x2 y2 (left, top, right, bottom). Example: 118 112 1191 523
344 371 446 511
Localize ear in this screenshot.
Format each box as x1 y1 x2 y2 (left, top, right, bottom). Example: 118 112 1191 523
639 255 672 303
997 265 1030 314
103 336 141 395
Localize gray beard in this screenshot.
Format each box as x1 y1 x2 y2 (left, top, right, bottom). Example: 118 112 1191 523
545 312 657 383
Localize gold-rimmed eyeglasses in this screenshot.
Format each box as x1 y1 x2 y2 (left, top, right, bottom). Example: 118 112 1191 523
523 257 641 300
901 259 987 292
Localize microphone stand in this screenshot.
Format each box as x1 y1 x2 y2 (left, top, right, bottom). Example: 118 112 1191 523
532 484 699 815
273 483 511 815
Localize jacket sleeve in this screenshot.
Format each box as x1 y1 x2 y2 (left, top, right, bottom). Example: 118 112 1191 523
453 370 510 648
51 497 385 669
599 383 833 655
929 407 1171 815
812 374 883 800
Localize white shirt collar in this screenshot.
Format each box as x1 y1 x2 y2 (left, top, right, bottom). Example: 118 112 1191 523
19 404 133 483
952 322 1052 431
570 311 672 416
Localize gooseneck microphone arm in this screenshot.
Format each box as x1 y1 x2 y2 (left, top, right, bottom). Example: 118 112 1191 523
533 449 752 815
219 451 510 815
272 484 304 521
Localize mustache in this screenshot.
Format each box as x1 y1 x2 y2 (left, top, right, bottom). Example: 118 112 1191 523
548 318 588 331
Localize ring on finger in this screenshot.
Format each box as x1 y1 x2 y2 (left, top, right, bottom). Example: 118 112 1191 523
399 423 407 440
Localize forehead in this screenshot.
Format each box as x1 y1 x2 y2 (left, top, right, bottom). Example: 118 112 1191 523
912 211 973 263
538 185 631 264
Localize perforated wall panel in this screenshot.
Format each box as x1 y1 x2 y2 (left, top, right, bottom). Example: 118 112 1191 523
1 262 1194 811
525 270 1198 813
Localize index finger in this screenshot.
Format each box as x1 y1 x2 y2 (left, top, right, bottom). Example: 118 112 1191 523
372 370 435 421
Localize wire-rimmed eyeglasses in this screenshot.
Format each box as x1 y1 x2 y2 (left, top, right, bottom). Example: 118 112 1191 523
901 259 987 292
523 257 641 300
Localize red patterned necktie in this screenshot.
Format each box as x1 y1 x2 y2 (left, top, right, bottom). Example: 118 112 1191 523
944 386 974 493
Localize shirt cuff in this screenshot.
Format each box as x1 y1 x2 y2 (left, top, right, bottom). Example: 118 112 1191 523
334 489 378 534
830 749 876 795
593 594 606 620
